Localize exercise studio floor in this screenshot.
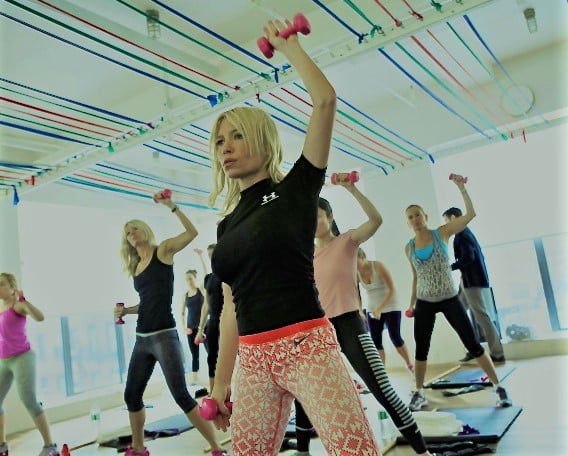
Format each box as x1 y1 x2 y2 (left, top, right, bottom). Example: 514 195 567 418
9 355 567 456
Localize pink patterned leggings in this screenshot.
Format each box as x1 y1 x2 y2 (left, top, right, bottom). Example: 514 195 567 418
231 318 381 456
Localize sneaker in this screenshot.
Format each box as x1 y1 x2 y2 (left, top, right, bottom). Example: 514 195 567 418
459 353 476 364
495 386 512 407
125 446 150 456
37 445 59 456
194 387 209 398
211 451 229 456
409 391 429 411
0 441 8 456
491 355 506 363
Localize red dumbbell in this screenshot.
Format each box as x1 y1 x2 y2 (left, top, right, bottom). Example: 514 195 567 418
194 334 206 345
153 188 172 203
331 171 359 185
198 397 233 420
405 309 414 318
116 302 125 325
449 173 468 184
257 13 311 59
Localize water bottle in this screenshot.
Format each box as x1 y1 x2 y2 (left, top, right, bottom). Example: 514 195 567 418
90 404 102 440
378 410 395 444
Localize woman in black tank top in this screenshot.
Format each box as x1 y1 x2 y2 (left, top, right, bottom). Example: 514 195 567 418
116 192 228 456
180 269 205 384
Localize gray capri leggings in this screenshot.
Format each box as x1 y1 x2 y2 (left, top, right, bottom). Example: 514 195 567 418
124 329 197 413
0 349 43 417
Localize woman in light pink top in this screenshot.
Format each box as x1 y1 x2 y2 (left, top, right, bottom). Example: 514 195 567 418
293 177 432 456
0 273 59 456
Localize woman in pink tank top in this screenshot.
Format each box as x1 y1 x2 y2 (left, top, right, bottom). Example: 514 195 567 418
294 177 434 456
0 273 59 456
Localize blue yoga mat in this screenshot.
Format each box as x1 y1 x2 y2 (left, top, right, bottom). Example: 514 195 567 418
145 414 193 434
397 406 523 444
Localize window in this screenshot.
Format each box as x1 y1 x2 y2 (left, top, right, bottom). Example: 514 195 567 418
542 233 568 330
484 238 567 341
67 313 121 394
27 318 66 403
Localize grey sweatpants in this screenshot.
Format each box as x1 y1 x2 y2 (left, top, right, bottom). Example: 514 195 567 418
0 349 43 417
461 285 504 358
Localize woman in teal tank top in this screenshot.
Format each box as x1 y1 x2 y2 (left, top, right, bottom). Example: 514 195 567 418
404 174 512 412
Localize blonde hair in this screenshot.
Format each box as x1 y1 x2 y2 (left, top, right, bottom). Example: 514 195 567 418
208 106 284 215
0 273 18 290
120 220 156 277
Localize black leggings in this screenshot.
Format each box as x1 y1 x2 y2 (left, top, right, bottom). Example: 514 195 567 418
414 295 484 361
295 311 427 454
367 310 405 350
186 327 200 372
124 330 197 413
205 319 220 379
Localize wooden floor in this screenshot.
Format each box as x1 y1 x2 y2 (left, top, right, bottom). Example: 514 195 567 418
9 355 567 455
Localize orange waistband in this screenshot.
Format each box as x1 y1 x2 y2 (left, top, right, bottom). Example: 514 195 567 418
239 317 330 345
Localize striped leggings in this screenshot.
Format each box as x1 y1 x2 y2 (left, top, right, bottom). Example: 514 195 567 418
232 318 380 456
296 311 427 454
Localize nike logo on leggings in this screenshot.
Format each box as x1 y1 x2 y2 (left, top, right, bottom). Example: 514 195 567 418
293 334 310 346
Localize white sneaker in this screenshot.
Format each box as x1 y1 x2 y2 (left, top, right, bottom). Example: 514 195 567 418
38 444 59 456
409 391 429 411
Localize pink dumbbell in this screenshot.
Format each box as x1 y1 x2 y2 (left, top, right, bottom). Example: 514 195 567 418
331 171 359 185
198 397 233 420
116 303 125 325
257 13 311 59
405 309 414 318
153 188 172 203
449 173 468 184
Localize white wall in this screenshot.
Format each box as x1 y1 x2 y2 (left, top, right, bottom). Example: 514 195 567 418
0 200 22 278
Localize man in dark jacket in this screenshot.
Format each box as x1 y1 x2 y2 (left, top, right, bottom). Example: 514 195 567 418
443 207 505 363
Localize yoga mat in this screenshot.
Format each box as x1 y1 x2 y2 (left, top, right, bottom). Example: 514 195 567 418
397 406 523 444
100 414 194 452
426 366 516 389
145 413 193 434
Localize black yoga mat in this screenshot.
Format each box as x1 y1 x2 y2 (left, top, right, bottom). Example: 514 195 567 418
425 366 516 389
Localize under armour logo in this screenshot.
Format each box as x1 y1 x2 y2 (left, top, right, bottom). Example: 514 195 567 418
261 191 279 205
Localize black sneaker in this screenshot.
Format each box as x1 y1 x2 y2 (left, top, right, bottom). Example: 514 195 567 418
194 388 208 398
491 355 506 363
459 353 476 364
495 386 512 407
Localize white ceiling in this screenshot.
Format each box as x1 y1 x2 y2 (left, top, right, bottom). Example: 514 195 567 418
1 0 567 211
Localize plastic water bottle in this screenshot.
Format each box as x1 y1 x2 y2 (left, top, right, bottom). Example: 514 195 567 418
90 404 102 440
378 410 396 444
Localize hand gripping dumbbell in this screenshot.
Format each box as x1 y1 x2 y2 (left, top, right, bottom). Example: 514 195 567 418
116 302 125 325
194 334 206 345
198 397 233 420
448 173 468 184
257 13 311 59
153 188 172 203
331 171 359 185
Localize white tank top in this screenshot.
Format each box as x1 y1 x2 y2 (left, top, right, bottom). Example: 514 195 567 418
358 262 398 314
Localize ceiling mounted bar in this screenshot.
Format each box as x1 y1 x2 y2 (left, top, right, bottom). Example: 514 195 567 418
2 0 492 200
